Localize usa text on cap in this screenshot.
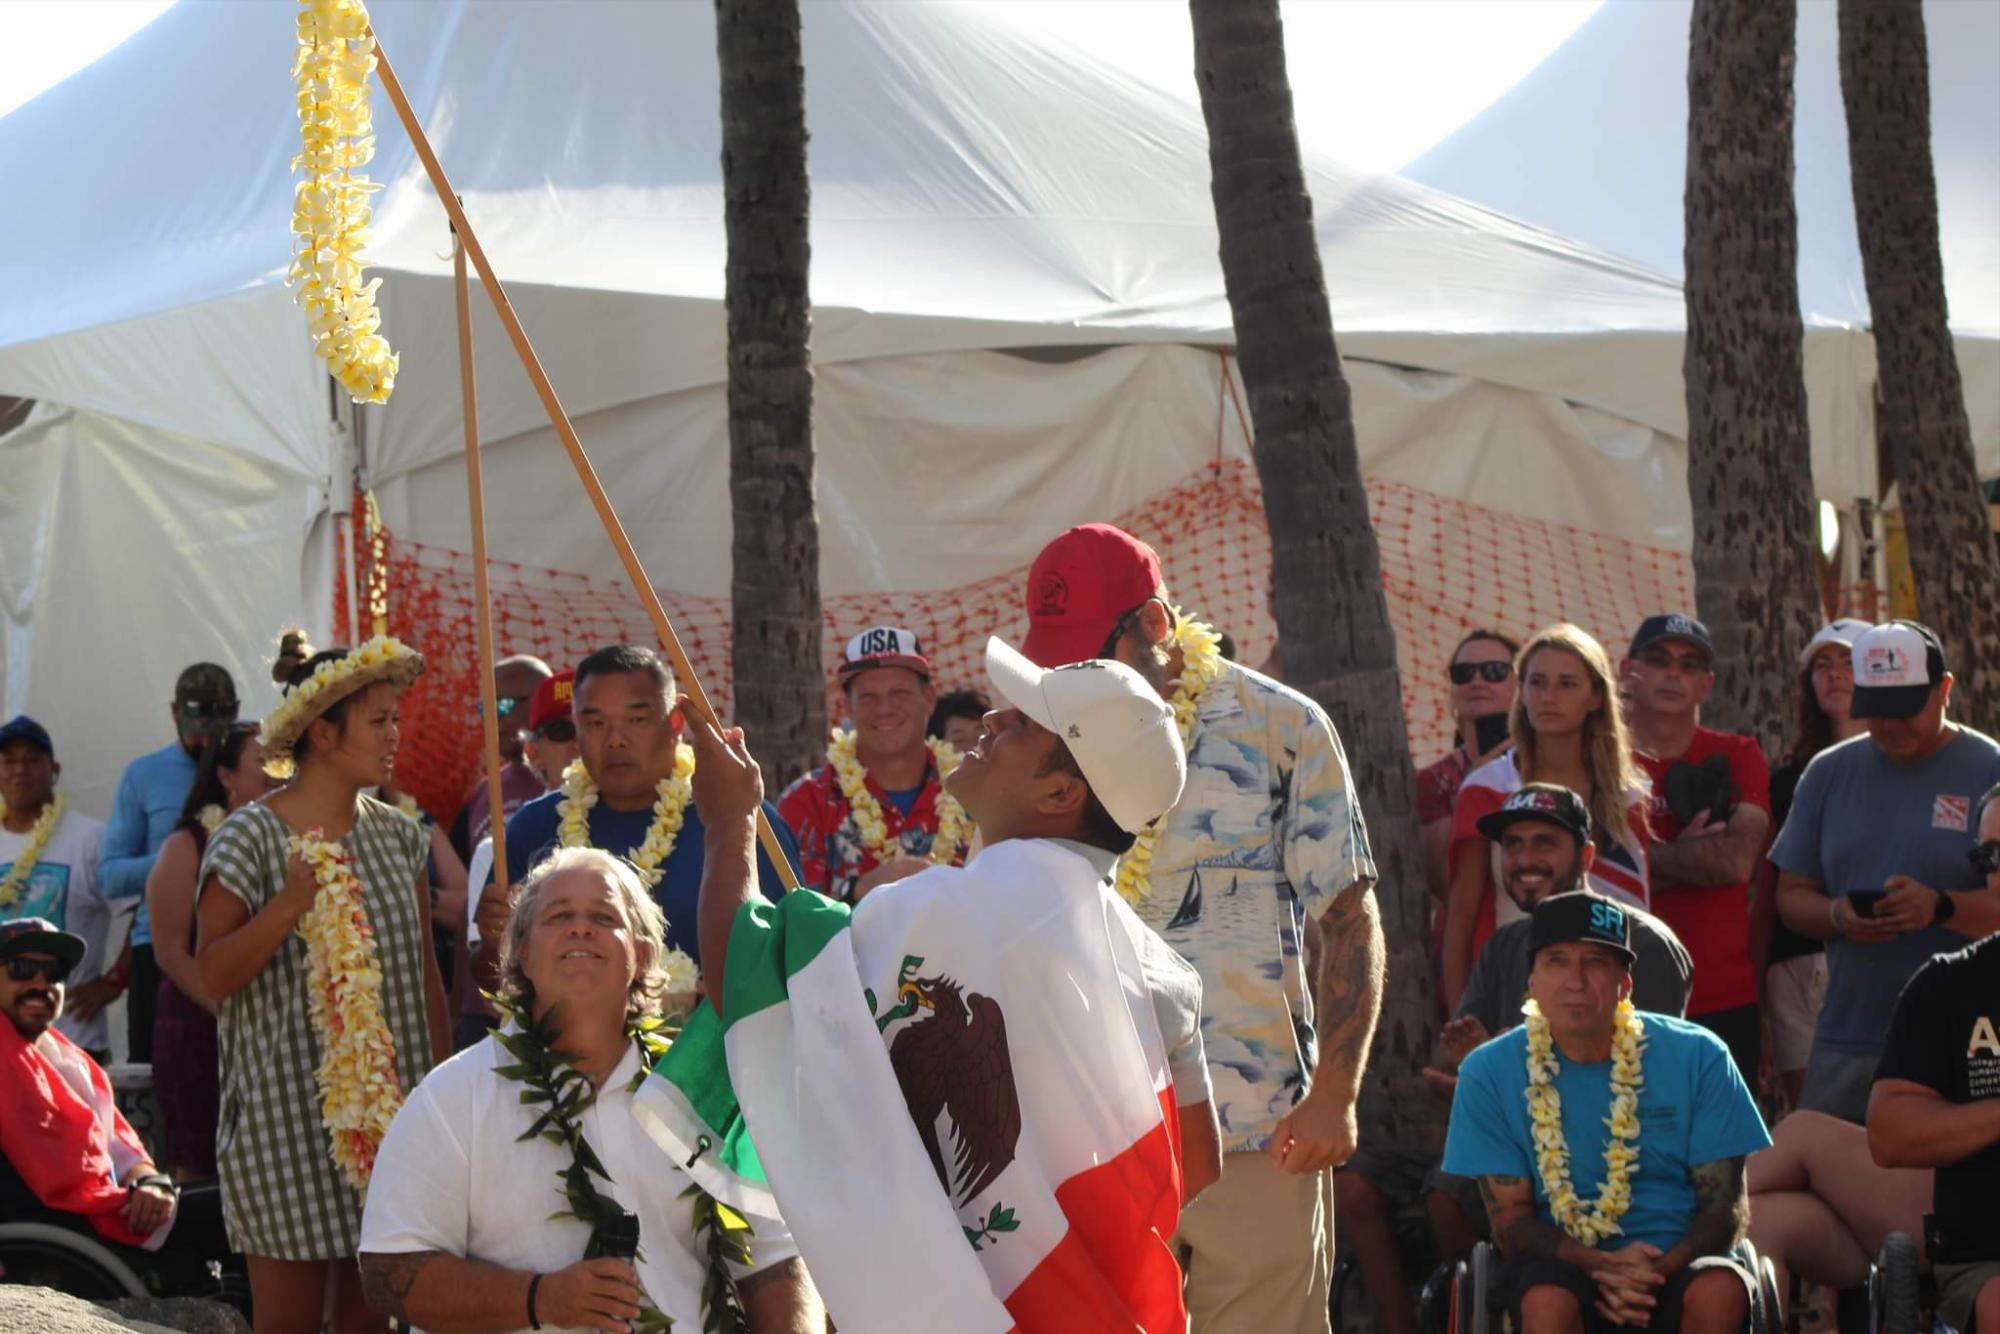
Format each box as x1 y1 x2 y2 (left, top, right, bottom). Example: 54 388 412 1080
839 626 932 680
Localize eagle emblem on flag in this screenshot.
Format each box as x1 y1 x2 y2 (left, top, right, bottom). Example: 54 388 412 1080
885 968 1024 1211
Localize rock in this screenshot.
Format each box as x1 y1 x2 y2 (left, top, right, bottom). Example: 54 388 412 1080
100 1297 250 1334
0 1286 177 1333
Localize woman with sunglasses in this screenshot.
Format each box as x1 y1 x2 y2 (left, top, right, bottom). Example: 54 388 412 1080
1757 619 1869 1109
143 722 275 1183
1419 630 1521 901
1441 623 1652 1010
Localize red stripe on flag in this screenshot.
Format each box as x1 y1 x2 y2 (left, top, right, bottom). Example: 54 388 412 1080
1003 1089 1185 1333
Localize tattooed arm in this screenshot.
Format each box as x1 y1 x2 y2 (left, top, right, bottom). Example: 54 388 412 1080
1656 1156 1750 1275
358 1250 644 1331
1479 1175 1613 1274
1266 876 1384 1175
741 1256 826 1334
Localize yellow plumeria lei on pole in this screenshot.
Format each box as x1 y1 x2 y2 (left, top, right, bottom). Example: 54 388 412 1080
289 0 398 403
1112 617 1223 907
827 731 973 867
291 826 404 1193
554 755 701 994
1522 997 1647 1245
0 794 68 913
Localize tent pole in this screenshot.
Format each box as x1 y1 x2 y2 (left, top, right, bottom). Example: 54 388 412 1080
454 222 512 901
369 34 798 890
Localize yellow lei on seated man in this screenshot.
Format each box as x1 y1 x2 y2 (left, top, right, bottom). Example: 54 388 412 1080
1522 996 1648 1245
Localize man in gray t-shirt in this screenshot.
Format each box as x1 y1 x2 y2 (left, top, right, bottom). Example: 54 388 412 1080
1771 621 2000 1123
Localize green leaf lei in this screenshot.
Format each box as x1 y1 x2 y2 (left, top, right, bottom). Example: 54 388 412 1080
488 997 753 1333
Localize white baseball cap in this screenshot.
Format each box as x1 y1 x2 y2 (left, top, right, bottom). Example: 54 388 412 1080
983 636 1187 834
1850 621 1947 720
1797 617 1873 669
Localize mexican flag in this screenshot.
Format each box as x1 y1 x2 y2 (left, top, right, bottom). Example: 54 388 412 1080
633 838 1185 1333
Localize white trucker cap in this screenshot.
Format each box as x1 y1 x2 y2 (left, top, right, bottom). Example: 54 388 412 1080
983 636 1187 834
1797 617 1872 670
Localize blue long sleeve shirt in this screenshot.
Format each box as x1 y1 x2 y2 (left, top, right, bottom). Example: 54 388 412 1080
99 742 199 947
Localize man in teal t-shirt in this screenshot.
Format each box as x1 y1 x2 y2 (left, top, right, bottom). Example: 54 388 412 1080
1444 891 1771 1332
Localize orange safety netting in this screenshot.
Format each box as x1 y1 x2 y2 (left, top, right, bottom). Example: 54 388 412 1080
334 472 1872 828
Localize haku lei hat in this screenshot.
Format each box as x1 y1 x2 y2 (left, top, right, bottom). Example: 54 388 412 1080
262 635 425 775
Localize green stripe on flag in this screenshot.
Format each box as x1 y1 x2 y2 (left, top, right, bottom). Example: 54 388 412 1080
654 1001 769 1184
719 890 853 1027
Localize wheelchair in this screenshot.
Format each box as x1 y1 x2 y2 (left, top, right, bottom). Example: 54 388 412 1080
1869 1215 1954 1334
1436 1237 1785 1333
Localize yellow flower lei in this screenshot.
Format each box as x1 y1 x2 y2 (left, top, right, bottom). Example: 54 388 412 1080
826 730 973 867
262 635 418 777
1112 617 1223 907
1522 997 1647 1245
197 805 227 836
555 753 703 990
289 0 397 403
290 826 404 1193
0 794 68 913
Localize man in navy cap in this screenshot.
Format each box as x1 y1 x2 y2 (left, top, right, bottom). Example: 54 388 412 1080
1445 891 1771 1333
0 716 113 1063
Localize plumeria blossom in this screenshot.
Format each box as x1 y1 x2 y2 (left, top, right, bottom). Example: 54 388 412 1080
827 730 974 867
556 744 696 890
0 794 68 912
197 805 227 836
1112 616 1223 907
289 0 397 403
291 825 404 1193
1521 997 1648 1246
261 634 421 777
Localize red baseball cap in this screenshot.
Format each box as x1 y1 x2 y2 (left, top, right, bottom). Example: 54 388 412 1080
525 669 576 734
1021 524 1164 667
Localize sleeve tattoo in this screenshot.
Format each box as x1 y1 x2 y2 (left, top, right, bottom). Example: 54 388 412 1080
1316 880 1386 1084
1681 1156 1749 1258
1479 1174 1568 1262
357 1249 442 1319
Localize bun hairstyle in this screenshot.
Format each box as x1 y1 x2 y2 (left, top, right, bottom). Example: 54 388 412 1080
273 629 315 686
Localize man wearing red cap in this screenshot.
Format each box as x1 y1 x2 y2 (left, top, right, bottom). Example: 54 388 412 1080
1021 525 1382 1332
778 627 973 903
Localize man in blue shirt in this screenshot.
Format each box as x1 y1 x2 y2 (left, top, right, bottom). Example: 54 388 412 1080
471 645 797 1044
1771 621 2000 1123
98 663 239 1062
1444 891 1771 1332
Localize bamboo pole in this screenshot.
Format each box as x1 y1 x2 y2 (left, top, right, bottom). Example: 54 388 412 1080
453 224 511 900
370 36 799 889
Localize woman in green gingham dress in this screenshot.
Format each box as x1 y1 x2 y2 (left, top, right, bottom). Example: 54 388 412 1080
196 636 448 1332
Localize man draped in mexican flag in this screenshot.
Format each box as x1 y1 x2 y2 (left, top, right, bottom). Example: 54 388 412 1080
637 639 1208 1332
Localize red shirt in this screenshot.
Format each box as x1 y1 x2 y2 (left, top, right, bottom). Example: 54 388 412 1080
1416 748 1474 825
777 754 965 902
0 1021 159 1248
1635 727 1771 1016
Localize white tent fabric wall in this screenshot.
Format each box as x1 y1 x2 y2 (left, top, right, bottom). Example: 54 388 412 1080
0 404 308 813
0 0 1902 812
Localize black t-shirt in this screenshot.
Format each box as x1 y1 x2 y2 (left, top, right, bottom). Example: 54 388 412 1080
1873 934 2000 1259
1766 760 1824 965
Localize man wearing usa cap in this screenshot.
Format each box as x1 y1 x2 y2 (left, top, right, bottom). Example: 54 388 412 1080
1621 613 1772 1090
1445 892 1770 1333
1020 523 1380 1331
1771 619 2000 1122
669 639 1216 1330
778 626 971 904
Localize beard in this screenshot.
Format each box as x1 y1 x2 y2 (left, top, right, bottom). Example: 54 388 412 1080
1502 866 1587 915
7 990 57 1038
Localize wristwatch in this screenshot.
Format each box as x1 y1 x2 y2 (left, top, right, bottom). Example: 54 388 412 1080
1933 890 1957 924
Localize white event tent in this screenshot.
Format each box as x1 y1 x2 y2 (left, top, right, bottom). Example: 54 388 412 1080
0 0 1877 812
1405 0 2000 475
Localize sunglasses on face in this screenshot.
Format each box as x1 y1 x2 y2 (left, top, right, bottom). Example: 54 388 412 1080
178 699 240 721
1968 841 2000 877
1448 661 1514 686
535 720 577 744
4 956 72 984
475 696 528 721
1637 651 1711 673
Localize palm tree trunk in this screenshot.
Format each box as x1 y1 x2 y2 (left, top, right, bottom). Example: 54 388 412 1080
1839 0 2000 728
716 0 824 787
1682 0 1823 754
1189 0 1436 1148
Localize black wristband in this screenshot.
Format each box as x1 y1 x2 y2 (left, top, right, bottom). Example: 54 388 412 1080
526 1272 543 1330
1934 889 1957 924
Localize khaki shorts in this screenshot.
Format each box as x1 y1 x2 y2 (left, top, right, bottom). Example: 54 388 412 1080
1936 1258 2000 1333
1766 953 1828 1074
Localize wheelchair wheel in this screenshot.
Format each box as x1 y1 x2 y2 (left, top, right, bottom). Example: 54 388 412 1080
1873 1232 1921 1334
0 1221 149 1299
1418 1260 1457 1334
1466 1243 1492 1333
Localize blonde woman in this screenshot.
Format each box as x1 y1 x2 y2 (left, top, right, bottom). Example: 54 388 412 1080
1443 624 1652 1010
195 636 448 1333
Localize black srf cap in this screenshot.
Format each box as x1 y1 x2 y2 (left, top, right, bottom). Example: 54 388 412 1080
1529 890 1637 967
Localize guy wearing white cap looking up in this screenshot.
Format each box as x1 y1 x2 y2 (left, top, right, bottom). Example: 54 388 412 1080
779 626 971 904
647 639 1219 1330
1770 620 2000 1123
